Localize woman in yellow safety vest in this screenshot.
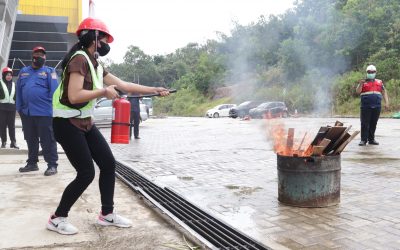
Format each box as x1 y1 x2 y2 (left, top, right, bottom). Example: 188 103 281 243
0 67 18 149
47 17 169 235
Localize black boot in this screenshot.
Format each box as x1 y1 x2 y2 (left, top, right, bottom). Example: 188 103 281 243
19 164 39 172
1 142 5 148
44 167 57 176
10 141 19 149
368 140 379 145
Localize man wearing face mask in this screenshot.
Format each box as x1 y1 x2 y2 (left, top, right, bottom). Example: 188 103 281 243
356 65 389 146
16 46 59 176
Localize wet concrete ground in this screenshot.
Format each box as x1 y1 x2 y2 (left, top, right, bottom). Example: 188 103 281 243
107 117 400 249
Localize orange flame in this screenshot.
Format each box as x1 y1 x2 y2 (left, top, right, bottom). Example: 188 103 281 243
264 117 312 157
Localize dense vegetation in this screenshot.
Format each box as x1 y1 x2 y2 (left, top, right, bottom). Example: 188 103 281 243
106 0 400 116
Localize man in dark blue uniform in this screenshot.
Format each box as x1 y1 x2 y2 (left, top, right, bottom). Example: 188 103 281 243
129 97 141 139
16 46 59 175
356 65 389 146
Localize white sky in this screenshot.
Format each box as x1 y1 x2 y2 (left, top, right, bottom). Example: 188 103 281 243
82 0 295 63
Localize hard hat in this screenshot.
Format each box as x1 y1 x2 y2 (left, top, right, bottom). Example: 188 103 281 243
33 46 46 54
76 17 114 43
366 65 376 72
2 67 12 74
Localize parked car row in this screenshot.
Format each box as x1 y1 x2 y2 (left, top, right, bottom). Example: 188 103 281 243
93 98 149 123
206 101 288 119
229 101 261 118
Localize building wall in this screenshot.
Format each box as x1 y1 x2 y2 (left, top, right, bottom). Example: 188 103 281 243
17 0 82 33
0 0 18 69
8 14 73 75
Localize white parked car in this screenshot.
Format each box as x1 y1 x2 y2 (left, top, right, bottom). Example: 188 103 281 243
93 98 148 123
205 104 236 118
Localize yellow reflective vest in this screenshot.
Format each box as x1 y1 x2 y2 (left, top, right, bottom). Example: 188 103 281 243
0 79 15 104
53 50 103 118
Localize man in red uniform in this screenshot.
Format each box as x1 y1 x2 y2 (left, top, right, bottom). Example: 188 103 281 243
356 65 389 146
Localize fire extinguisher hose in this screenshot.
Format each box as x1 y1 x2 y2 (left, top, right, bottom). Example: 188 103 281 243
127 89 177 98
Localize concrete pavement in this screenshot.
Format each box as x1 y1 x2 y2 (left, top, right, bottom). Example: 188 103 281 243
2 116 400 249
0 118 189 250
108 116 400 249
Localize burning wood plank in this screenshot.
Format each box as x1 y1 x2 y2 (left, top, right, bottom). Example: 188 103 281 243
312 146 325 156
296 132 307 152
334 120 344 126
267 119 355 157
318 138 331 153
326 125 352 154
333 131 360 154
321 126 347 154
304 127 329 155
286 128 294 155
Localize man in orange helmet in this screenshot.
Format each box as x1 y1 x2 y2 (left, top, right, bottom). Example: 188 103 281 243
0 67 18 149
47 17 170 235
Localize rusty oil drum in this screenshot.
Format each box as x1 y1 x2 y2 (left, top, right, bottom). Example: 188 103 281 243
277 154 341 207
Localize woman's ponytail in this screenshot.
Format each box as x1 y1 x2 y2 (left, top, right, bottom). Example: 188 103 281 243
61 42 82 72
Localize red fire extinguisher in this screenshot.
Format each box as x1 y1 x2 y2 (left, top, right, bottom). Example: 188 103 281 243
111 97 131 144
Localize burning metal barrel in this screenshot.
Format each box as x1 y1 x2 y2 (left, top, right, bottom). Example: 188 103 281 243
277 154 341 207
265 119 357 207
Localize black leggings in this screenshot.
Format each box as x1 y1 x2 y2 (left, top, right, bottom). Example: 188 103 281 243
53 117 115 217
0 109 16 143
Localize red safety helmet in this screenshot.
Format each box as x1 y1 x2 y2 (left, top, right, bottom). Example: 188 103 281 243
2 67 12 74
76 17 114 43
32 46 46 54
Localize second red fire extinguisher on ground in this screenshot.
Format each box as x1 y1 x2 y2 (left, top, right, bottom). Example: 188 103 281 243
111 97 131 144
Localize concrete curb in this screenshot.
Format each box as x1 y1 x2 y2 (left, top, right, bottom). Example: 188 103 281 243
0 149 28 155
0 149 65 155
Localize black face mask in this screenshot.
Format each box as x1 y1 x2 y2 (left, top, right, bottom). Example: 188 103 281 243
97 41 110 57
32 56 45 68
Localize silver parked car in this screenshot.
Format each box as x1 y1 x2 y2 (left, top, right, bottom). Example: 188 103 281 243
93 98 148 123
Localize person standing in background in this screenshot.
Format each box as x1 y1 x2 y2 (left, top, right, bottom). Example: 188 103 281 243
16 46 59 176
129 96 141 139
0 67 18 149
356 65 389 146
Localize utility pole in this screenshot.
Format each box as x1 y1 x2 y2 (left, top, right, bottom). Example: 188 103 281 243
89 0 95 17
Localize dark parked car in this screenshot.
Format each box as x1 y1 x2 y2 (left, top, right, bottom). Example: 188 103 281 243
229 101 261 118
249 102 288 118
